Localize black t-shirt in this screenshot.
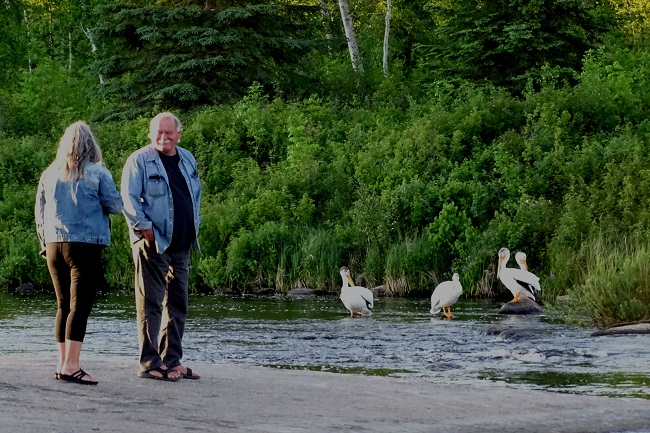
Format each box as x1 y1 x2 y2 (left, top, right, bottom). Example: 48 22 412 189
159 152 195 252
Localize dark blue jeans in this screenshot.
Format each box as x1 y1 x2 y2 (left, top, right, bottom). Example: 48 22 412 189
132 239 190 372
46 242 103 342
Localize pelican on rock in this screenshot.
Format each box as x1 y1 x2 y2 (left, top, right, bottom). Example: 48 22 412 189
515 251 530 271
497 248 541 302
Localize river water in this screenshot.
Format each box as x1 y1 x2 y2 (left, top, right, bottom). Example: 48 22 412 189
2 291 649 399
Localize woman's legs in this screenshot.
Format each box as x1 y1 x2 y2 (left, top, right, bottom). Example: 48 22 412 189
47 242 103 382
47 243 70 375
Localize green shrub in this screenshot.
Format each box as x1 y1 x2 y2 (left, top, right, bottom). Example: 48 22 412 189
385 232 436 297
1 63 96 137
0 228 50 289
570 232 650 327
102 217 134 291
296 228 341 292
225 221 293 289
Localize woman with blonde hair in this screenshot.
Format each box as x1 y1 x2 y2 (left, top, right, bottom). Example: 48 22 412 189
35 121 122 385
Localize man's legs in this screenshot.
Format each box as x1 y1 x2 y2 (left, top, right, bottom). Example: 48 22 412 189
160 249 190 370
133 239 169 372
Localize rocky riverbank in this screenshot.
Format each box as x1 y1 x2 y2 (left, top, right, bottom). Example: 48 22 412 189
0 354 648 433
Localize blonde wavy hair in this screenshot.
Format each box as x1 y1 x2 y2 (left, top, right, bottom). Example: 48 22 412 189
54 121 104 181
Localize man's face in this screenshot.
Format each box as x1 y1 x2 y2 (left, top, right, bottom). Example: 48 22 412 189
151 116 180 156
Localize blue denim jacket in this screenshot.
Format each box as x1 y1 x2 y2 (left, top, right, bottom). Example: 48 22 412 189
121 144 202 254
35 163 123 252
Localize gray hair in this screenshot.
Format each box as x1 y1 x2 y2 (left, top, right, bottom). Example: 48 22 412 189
54 121 103 182
149 112 182 133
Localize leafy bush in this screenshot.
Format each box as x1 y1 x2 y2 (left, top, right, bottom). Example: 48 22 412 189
224 221 294 290
0 63 96 137
568 232 650 327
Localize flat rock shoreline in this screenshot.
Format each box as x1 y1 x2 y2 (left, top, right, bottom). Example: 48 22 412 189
0 355 648 433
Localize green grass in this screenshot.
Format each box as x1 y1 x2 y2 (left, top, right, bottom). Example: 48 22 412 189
563 232 650 327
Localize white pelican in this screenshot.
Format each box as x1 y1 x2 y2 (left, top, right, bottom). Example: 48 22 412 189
339 266 374 317
515 251 529 271
430 273 463 319
497 248 541 302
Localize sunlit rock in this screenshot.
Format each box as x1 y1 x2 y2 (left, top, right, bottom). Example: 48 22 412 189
591 323 650 336
498 298 544 315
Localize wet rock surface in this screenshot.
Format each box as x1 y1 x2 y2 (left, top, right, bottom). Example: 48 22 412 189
591 323 650 336
11 282 37 296
483 325 549 340
286 287 317 297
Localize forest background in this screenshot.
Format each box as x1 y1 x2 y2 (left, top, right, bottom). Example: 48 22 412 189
2 0 650 327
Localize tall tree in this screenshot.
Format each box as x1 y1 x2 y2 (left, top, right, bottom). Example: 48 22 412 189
0 0 28 85
337 0 363 73
382 0 391 76
417 0 617 91
92 0 318 117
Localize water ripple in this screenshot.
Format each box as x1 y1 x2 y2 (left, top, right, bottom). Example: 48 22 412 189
1 291 649 398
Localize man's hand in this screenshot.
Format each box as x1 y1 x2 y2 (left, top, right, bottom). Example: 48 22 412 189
141 228 155 241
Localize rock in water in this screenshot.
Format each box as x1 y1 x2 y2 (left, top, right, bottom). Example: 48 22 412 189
370 285 386 297
591 323 650 336
498 298 543 315
286 287 317 297
13 282 37 297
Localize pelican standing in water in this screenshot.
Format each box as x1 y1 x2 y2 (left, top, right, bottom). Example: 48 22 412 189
339 266 374 317
430 273 463 319
497 248 541 302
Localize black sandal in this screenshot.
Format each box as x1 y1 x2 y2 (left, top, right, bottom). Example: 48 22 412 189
180 367 200 380
137 367 180 382
59 369 98 385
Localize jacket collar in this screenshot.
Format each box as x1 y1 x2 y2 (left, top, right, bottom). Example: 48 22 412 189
144 143 185 162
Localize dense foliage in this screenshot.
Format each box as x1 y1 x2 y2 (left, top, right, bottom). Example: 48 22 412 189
2 0 650 326
92 1 319 118
417 0 618 91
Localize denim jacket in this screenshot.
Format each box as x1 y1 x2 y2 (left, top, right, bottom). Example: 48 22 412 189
121 144 202 254
35 163 123 252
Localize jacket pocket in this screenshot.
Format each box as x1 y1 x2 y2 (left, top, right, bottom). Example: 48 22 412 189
147 174 166 197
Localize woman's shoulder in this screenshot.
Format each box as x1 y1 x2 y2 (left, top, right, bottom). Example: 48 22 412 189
84 163 118 180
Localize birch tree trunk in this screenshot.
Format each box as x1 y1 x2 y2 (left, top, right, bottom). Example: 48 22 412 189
24 9 32 72
337 0 363 73
82 26 104 84
318 0 334 54
383 0 391 77
68 31 73 72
